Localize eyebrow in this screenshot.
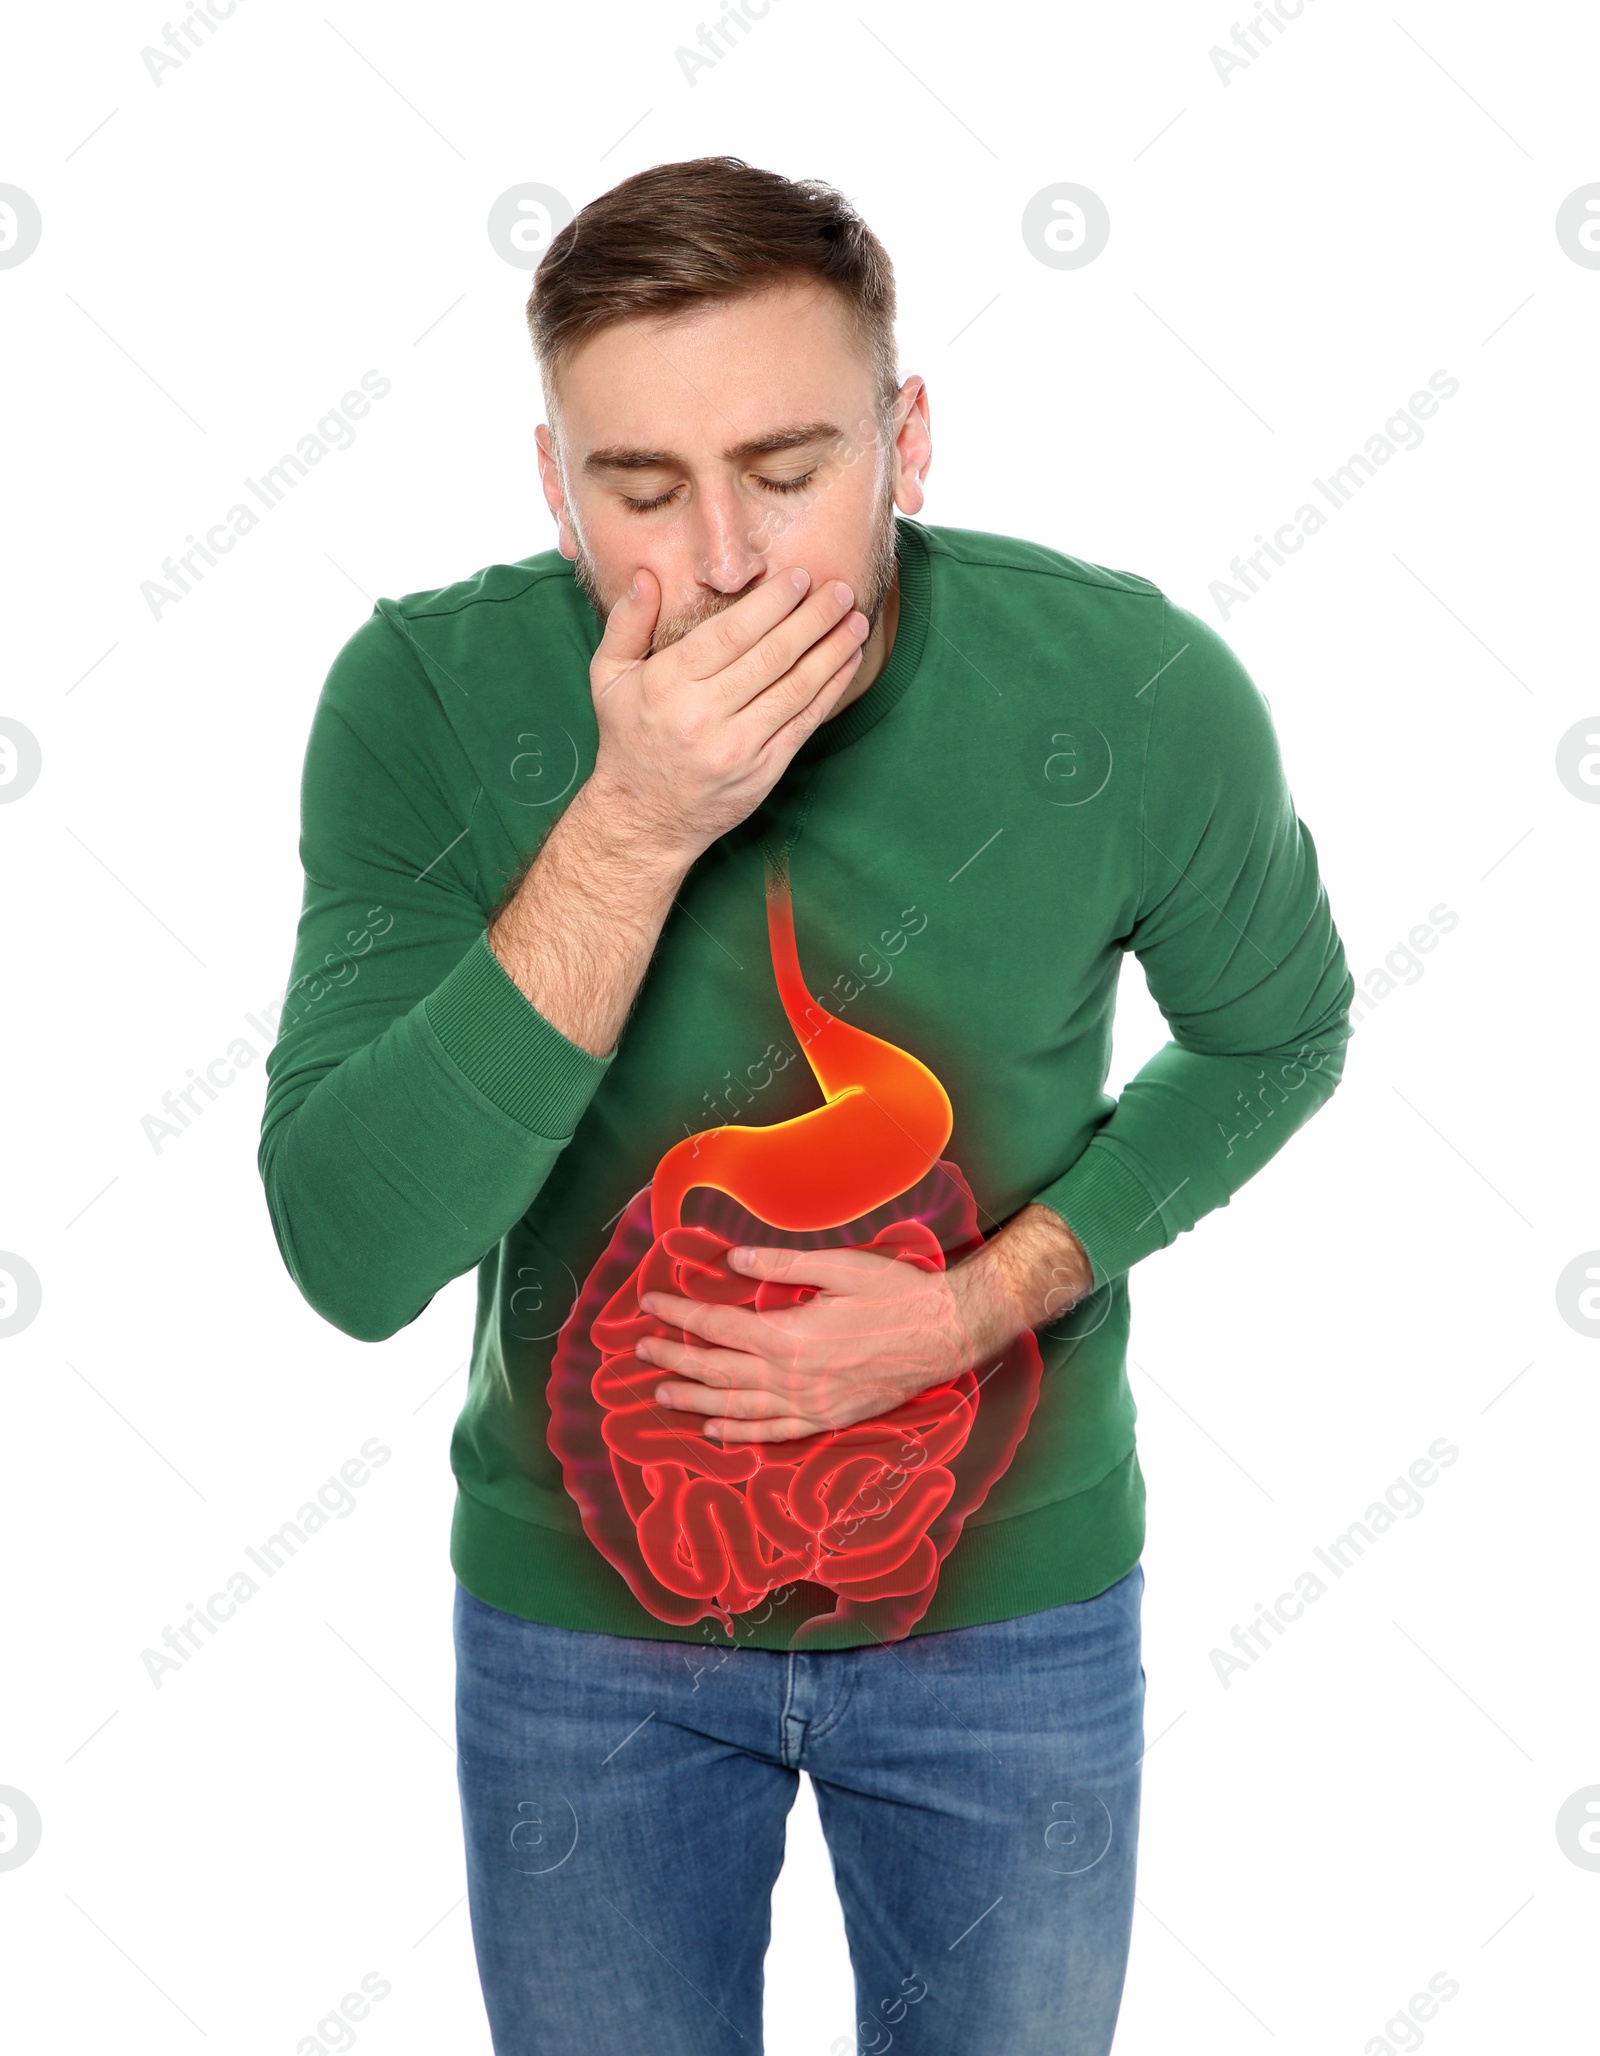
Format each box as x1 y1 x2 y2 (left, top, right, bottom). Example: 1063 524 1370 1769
581 420 845 476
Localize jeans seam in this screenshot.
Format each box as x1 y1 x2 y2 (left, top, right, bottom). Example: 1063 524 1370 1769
779 1651 800 1766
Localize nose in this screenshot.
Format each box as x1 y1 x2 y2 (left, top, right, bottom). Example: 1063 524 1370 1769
687 480 768 596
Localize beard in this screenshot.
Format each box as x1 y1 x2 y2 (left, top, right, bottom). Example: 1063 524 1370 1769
570 462 901 658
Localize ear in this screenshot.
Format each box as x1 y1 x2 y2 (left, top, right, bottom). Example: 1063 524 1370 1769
890 375 932 516
535 422 579 561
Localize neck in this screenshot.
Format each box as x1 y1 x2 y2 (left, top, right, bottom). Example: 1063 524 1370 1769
830 566 900 719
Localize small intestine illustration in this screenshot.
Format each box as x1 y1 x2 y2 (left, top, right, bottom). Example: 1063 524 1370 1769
546 853 1043 1647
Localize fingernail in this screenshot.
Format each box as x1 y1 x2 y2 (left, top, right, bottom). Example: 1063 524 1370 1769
655 1385 671 1405
832 581 853 606
789 567 810 592
628 573 640 598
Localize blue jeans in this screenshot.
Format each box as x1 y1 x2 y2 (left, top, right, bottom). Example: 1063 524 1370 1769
453 1563 1145 2055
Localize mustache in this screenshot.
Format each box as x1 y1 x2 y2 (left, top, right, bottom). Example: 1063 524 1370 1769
649 593 744 654
650 547 896 655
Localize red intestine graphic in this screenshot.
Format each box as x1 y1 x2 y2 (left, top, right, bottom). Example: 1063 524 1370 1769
546 857 1043 1647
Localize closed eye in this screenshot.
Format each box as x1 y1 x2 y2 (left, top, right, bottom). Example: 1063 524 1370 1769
621 471 819 513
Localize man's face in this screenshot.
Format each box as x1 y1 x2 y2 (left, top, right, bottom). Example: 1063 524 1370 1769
535 277 930 655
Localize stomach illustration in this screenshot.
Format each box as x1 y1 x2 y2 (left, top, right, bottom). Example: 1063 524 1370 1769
546 854 1043 1647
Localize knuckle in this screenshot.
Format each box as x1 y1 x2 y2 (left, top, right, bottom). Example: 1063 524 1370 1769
718 643 773 697
705 611 749 662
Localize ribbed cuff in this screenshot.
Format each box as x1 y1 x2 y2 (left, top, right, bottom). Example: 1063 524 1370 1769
423 929 615 1138
1028 1144 1173 1292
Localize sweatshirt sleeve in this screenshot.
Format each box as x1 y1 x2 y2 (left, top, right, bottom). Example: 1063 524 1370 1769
256 606 616 1342
1028 596 1356 1292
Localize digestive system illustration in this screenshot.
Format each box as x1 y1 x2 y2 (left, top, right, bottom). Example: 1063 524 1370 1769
546 854 1043 1647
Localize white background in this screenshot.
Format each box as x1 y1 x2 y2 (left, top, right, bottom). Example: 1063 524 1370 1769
3 0 1597 2049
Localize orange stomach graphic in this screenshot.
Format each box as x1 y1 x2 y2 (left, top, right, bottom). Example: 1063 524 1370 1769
546 856 1042 1647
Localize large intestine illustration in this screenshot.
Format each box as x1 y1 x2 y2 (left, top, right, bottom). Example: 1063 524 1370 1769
545 853 1043 1647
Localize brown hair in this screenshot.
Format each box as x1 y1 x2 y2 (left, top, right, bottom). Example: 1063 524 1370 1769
527 156 899 440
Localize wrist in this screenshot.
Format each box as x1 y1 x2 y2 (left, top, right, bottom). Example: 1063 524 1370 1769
947 1245 1030 1368
947 1206 1096 1369
572 772 698 882
1029 1209 1096 1321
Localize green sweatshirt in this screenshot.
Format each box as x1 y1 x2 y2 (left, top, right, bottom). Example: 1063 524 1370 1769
258 516 1354 1650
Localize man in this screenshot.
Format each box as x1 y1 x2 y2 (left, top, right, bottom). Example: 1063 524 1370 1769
259 155 1354 2054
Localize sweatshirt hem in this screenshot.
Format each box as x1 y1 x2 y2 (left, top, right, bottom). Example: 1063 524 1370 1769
449 1448 1145 1649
